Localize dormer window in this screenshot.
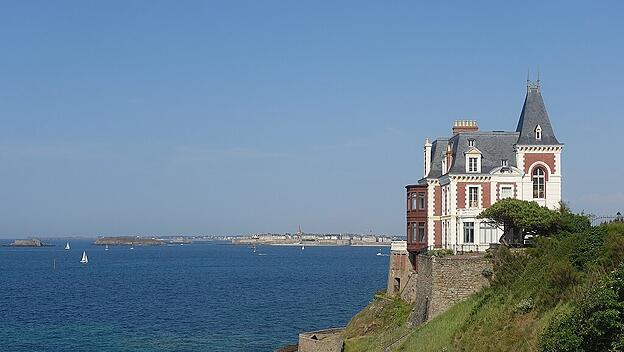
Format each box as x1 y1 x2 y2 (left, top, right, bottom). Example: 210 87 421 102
467 139 475 147
465 146 482 173
468 157 478 172
535 125 542 140
501 159 508 167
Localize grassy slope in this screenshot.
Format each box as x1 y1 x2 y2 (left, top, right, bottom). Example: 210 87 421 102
342 293 413 352
397 294 479 352
344 222 624 352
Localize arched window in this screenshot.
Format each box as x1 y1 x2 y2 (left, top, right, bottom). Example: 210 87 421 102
532 167 546 198
535 125 542 140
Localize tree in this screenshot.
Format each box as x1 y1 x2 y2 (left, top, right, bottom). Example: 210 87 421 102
477 199 561 245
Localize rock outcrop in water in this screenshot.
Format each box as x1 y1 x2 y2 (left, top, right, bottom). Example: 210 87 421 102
94 236 165 246
10 238 44 247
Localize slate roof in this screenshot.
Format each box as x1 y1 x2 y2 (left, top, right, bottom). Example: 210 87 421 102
447 132 519 174
422 83 561 180
515 85 561 145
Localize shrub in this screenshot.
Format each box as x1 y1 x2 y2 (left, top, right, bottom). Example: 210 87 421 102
558 208 591 234
601 233 624 269
481 268 493 278
514 298 535 314
430 249 454 257
548 261 580 291
540 264 624 352
540 261 580 306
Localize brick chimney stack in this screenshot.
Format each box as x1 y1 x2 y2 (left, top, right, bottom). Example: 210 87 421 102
452 120 478 134
445 143 453 173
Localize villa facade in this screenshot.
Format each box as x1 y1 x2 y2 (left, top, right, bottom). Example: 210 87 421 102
406 81 563 256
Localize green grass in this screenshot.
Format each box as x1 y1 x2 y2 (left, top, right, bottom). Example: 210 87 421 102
342 294 413 352
397 294 479 352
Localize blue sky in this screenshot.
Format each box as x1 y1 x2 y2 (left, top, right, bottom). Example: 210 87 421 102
1 1 623 237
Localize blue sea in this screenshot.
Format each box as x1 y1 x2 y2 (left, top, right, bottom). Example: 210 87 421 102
0 240 389 351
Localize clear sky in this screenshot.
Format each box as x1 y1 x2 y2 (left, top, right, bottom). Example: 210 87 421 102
1 1 623 238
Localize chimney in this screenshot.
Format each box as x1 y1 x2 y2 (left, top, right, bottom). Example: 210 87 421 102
445 143 453 173
452 120 478 134
424 138 432 178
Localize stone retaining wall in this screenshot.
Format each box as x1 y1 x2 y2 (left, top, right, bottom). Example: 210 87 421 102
387 251 492 326
429 254 491 320
298 328 344 352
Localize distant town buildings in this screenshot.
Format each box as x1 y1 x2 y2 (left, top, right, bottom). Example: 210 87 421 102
231 232 396 246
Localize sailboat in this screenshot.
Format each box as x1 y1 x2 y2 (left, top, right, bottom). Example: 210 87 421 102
65 242 70 250
105 244 109 251
80 251 88 264
301 245 305 250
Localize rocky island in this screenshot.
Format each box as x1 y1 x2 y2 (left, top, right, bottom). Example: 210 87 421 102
94 236 165 246
10 238 45 247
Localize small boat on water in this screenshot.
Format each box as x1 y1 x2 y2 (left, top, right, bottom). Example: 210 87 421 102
105 245 109 251
301 245 305 250
80 251 88 264
65 242 70 250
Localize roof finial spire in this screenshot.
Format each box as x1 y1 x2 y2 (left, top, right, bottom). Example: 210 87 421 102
526 68 540 93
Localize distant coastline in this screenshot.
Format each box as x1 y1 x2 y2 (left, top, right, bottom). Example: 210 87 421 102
231 234 394 247
94 236 165 246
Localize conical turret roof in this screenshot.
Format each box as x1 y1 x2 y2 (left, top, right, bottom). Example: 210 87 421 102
515 83 561 145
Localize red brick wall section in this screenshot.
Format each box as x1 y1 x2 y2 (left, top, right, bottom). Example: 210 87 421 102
457 182 492 208
456 184 466 209
482 183 491 208
434 221 441 247
524 153 555 176
434 185 441 216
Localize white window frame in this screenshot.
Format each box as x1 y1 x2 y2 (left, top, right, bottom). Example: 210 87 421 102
463 222 475 243
465 153 481 173
500 186 513 199
466 154 481 174
468 157 478 172
479 222 497 244
410 193 420 210
466 185 481 209
532 167 546 199
418 192 426 210
535 125 542 140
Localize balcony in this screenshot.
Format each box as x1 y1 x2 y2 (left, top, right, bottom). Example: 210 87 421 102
407 241 428 253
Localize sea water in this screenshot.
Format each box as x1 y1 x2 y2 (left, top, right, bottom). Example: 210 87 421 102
0 240 389 351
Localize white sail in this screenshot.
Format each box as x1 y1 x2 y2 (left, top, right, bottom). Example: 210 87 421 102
80 251 88 264
105 245 109 251
65 242 70 250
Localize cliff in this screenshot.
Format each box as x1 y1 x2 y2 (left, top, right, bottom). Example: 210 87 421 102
340 221 624 352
